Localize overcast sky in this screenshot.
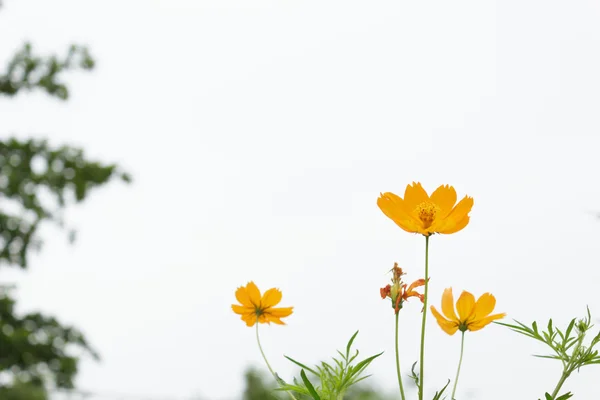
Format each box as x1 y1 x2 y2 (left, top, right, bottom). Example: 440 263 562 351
2 0 600 399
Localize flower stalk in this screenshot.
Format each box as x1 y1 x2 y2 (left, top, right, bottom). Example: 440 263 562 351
418 235 430 400
451 331 466 400
395 312 407 400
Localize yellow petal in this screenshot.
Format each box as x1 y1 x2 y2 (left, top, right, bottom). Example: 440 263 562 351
235 285 253 307
441 288 459 322
438 215 470 235
431 306 459 335
468 312 506 331
267 306 294 318
265 314 286 325
377 193 421 233
403 182 430 211
245 281 262 308
257 314 268 324
446 196 474 224
456 291 476 322
473 293 496 320
241 312 258 327
430 185 457 219
262 288 282 308
231 304 253 315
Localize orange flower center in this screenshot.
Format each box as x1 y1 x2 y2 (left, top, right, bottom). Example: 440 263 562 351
415 201 440 228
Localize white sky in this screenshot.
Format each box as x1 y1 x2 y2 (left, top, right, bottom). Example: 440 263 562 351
2 0 600 399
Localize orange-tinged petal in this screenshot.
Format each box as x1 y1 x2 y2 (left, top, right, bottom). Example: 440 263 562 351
406 279 425 293
404 182 430 212
431 306 459 335
430 185 457 219
231 304 253 315
245 281 262 307
262 288 282 309
257 313 268 324
456 291 476 322
377 193 421 233
267 307 294 318
468 312 506 331
473 293 496 320
235 286 253 307
441 288 459 322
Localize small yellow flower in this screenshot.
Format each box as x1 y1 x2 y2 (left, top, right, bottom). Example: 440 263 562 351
430 288 506 335
377 182 473 236
232 281 293 327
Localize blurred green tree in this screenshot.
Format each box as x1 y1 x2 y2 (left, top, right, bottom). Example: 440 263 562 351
0 3 129 398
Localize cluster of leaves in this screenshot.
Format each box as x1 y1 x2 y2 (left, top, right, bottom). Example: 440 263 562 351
279 331 382 400
0 7 129 396
0 42 94 99
0 286 99 388
0 138 130 268
498 308 600 400
0 381 47 400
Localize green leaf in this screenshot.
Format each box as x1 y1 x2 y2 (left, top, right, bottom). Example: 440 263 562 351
432 379 451 400
284 356 319 376
346 330 359 358
300 369 321 400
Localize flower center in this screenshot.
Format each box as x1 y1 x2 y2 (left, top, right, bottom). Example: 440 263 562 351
414 201 440 228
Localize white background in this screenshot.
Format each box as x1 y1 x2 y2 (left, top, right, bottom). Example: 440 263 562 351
2 0 600 399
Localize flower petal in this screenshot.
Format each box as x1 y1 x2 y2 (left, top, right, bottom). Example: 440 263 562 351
245 281 262 308
267 306 294 318
441 288 459 322
235 285 253 307
431 306 459 335
438 216 470 235
265 314 286 325
377 193 421 233
406 279 425 294
446 196 474 224
468 312 506 331
262 288 282 308
456 291 476 322
241 312 258 327
231 304 253 315
473 293 496 320
403 182 430 211
430 185 457 219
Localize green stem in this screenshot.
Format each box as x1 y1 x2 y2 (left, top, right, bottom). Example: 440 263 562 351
549 371 570 399
451 331 466 400
256 324 298 400
418 235 430 400
395 312 407 400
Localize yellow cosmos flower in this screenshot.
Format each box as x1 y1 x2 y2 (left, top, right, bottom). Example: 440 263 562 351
377 182 474 236
232 281 293 327
430 288 506 335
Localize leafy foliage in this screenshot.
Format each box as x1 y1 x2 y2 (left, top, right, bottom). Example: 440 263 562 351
0 6 129 395
280 331 383 400
497 307 600 400
0 381 47 400
0 43 94 100
0 138 130 269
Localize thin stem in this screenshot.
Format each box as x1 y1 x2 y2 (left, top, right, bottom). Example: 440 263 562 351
451 331 466 400
395 312 407 400
255 324 298 400
550 371 570 399
418 235 430 400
